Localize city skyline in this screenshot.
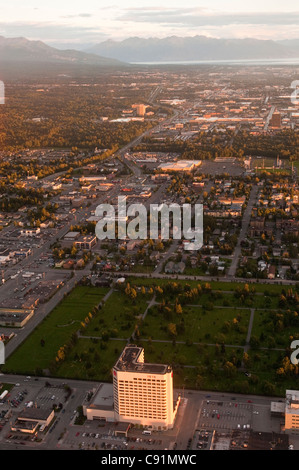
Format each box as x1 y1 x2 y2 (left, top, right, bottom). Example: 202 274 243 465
1 0 299 49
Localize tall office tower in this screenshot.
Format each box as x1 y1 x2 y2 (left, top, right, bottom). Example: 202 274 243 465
113 345 180 430
270 111 282 128
132 104 147 116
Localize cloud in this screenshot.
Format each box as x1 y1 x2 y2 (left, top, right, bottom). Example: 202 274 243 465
0 21 107 45
109 7 299 41
1 6 299 46
61 13 93 19
119 8 299 28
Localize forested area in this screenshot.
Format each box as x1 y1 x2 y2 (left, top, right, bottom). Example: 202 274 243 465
0 81 155 151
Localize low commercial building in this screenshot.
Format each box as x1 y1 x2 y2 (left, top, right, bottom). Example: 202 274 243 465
0 307 34 327
270 401 285 417
0 249 13 264
11 408 54 434
74 235 97 250
62 232 97 250
83 383 115 422
158 160 201 173
20 228 41 237
62 231 81 246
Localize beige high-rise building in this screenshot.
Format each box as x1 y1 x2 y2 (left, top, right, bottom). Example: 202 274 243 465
113 345 180 430
132 104 147 116
269 111 282 128
285 390 299 431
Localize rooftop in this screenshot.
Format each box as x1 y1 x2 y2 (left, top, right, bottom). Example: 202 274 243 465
88 383 114 411
18 407 54 421
286 390 299 414
114 344 171 375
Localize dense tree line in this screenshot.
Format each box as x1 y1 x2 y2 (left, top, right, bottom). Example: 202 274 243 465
0 83 155 151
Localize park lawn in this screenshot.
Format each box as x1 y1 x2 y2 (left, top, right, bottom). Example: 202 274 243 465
223 292 278 309
138 340 291 395
139 340 242 368
2 286 109 375
251 310 299 348
206 281 288 295
247 348 284 377
140 305 250 345
173 292 278 310
55 337 244 388
176 368 256 394
127 276 290 296
82 290 151 339
55 338 127 382
245 348 294 395
138 341 244 391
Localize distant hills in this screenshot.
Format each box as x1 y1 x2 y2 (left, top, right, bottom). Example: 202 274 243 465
0 36 126 67
1 35 299 77
277 39 299 49
86 35 299 63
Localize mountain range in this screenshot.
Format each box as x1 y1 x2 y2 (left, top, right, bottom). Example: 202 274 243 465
0 36 125 67
1 35 299 74
87 35 299 63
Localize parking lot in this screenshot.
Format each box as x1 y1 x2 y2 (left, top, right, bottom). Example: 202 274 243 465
198 399 253 431
2 379 38 409
34 385 68 409
61 421 167 451
200 160 244 176
0 376 297 450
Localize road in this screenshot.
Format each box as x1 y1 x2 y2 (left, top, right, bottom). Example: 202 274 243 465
0 105 184 361
0 372 288 451
227 184 258 278
264 106 275 131
117 110 180 175
154 240 180 274
3 271 82 360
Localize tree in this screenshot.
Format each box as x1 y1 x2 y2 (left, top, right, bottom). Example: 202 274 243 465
70 244 78 258
168 323 177 338
223 361 237 377
56 346 66 362
141 286 146 295
175 303 183 315
243 352 251 368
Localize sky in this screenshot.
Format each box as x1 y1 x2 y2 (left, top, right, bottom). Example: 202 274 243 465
1 0 299 49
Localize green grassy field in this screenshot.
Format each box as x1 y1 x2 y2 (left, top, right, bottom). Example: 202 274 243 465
3 278 299 396
81 291 149 339
140 305 250 345
55 338 127 382
2 286 109 375
126 276 289 295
